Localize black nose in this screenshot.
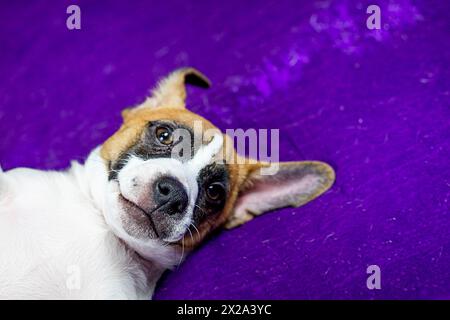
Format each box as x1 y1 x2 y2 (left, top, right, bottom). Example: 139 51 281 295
154 176 189 215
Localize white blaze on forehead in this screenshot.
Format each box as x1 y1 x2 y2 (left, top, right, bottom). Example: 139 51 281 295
187 133 224 174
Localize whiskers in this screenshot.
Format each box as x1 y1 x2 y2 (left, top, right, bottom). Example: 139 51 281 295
176 215 203 268
194 204 208 217
190 222 201 240
177 223 193 268
195 204 215 229
177 237 185 268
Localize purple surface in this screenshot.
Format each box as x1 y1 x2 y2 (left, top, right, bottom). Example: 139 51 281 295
0 0 449 299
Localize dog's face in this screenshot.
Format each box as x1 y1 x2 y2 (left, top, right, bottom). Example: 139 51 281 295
100 68 335 265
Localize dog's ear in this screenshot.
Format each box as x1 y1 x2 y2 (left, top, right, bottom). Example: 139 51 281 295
139 67 210 110
225 161 335 229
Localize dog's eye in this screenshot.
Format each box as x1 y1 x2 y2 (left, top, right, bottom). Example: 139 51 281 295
155 126 173 145
206 182 226 203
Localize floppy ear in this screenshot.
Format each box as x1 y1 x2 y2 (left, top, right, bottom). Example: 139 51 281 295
140 67 210 110
225 161 335 229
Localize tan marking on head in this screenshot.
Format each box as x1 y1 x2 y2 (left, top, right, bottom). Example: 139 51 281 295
101 67 212 162
101 107 221 163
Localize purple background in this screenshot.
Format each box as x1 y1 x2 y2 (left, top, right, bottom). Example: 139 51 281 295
0 0 449 299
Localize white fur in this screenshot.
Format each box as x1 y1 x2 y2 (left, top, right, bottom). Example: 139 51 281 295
0 134 224 300
0 148 169 299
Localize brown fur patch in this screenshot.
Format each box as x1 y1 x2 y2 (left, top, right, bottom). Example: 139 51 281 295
102 107 218 163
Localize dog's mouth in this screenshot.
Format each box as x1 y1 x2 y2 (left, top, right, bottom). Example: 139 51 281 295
118 193 161 238
117 193 191 244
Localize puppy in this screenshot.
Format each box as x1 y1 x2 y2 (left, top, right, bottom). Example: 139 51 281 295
0 68 335 299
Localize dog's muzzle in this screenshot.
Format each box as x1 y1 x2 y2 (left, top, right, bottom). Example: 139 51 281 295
153 176 189 216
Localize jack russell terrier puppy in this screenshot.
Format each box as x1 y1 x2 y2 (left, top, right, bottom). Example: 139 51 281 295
0 68 335 299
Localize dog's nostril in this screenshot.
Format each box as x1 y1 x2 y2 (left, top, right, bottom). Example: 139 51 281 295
157 183 170 196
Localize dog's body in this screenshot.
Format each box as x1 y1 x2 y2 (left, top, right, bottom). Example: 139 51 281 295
0 148 161 299
0 68 335 299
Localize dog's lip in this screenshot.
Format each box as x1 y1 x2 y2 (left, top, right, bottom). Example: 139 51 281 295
170 236 196 250
169 226 200 248
118 193 160 238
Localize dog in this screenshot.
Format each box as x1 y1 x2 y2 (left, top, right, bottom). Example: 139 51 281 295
0 68 335 299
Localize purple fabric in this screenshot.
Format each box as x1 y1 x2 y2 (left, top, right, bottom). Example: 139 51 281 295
0 0 449 299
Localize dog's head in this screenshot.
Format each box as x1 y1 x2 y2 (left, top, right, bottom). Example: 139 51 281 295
100 68 335 266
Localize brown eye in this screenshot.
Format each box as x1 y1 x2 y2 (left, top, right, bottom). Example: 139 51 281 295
206 182 225 202
155 126 173 145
